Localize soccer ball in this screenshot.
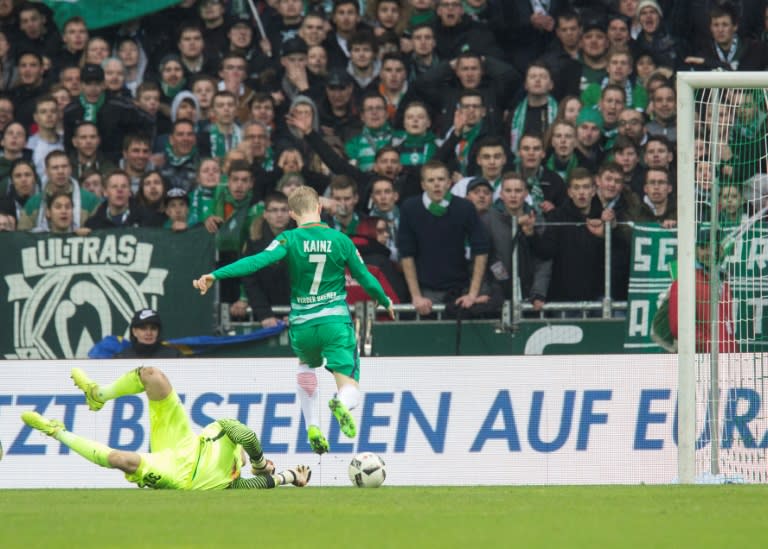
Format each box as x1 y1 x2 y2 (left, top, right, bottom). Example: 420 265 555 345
348 452 386 488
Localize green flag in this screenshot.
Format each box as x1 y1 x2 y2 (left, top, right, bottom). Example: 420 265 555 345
41 0 181 30
624 223 678 352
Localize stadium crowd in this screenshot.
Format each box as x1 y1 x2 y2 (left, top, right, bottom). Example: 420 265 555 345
0 0 767 321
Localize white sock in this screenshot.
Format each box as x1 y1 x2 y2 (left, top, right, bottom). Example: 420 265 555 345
296 364 319 428
337 384 360 411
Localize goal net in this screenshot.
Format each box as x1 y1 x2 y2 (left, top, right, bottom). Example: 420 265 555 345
678 74 768 483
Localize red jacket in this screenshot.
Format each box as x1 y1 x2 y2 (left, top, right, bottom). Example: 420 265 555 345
345 264 399 320
669 267 739 353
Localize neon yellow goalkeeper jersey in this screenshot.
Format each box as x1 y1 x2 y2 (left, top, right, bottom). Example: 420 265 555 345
212 222 391 327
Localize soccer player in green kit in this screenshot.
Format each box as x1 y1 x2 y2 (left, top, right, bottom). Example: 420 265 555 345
21 366 311 490
194 186 395 454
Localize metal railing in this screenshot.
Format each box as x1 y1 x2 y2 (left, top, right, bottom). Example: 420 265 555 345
217 219 632 350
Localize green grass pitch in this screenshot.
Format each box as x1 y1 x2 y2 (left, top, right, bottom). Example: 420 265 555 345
1 486 766 548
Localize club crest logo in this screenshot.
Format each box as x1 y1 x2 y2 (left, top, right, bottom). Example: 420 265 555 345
4 234 168 359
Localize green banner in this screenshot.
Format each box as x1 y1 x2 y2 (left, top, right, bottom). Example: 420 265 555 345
624 224 677 352
0 226 215 359
41 0 180 30
721 225 768 351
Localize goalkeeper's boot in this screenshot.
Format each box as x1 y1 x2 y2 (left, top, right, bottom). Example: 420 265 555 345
307 425 329 455
286 465 312 487
21 411 65 438
71 367 104 411
251 459 276 476
328 398 356 438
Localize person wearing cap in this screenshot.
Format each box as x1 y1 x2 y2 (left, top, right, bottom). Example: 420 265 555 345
464 176 493 217
164 187 194 232
630 0 684 70
578 16 609 92
116 308 182 358
574 106 605 169
85 169 156 230
63 63 155 163
280 36 324 103
317 66 361 143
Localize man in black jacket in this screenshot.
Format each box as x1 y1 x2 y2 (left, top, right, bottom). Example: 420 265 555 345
531 167 606 306
242 192 292 328
116 308 181 359
63 64 155 163
432 0 504 60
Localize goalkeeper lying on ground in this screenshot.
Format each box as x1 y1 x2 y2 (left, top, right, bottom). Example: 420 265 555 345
22 366 310 490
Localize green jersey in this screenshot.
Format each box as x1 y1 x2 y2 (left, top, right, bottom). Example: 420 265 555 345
212 221 391 327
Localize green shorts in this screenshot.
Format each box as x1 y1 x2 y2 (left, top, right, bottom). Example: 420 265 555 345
289 321 360 381
125 391 198 489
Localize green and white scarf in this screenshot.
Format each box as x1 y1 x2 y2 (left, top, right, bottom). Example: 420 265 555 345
165 141 197 167
422 191 452 217
79 93 105 123
209 124 242 159
454 122 482 175
509 95 557 152
395 130 437 166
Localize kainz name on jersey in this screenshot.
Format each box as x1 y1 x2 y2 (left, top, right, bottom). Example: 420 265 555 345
303 240 332 253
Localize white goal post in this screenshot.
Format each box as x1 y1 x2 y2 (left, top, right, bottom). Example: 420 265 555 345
677 72 768 484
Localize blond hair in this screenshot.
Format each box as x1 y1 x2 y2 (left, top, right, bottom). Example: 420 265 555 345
288 185 319 216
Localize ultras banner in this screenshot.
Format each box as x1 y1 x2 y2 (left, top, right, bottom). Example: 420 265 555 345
0 226 215 359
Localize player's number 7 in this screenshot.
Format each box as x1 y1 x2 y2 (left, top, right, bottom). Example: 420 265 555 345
308 254 326 295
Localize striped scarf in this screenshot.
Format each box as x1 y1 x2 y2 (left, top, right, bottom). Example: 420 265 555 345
510 95 558 153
